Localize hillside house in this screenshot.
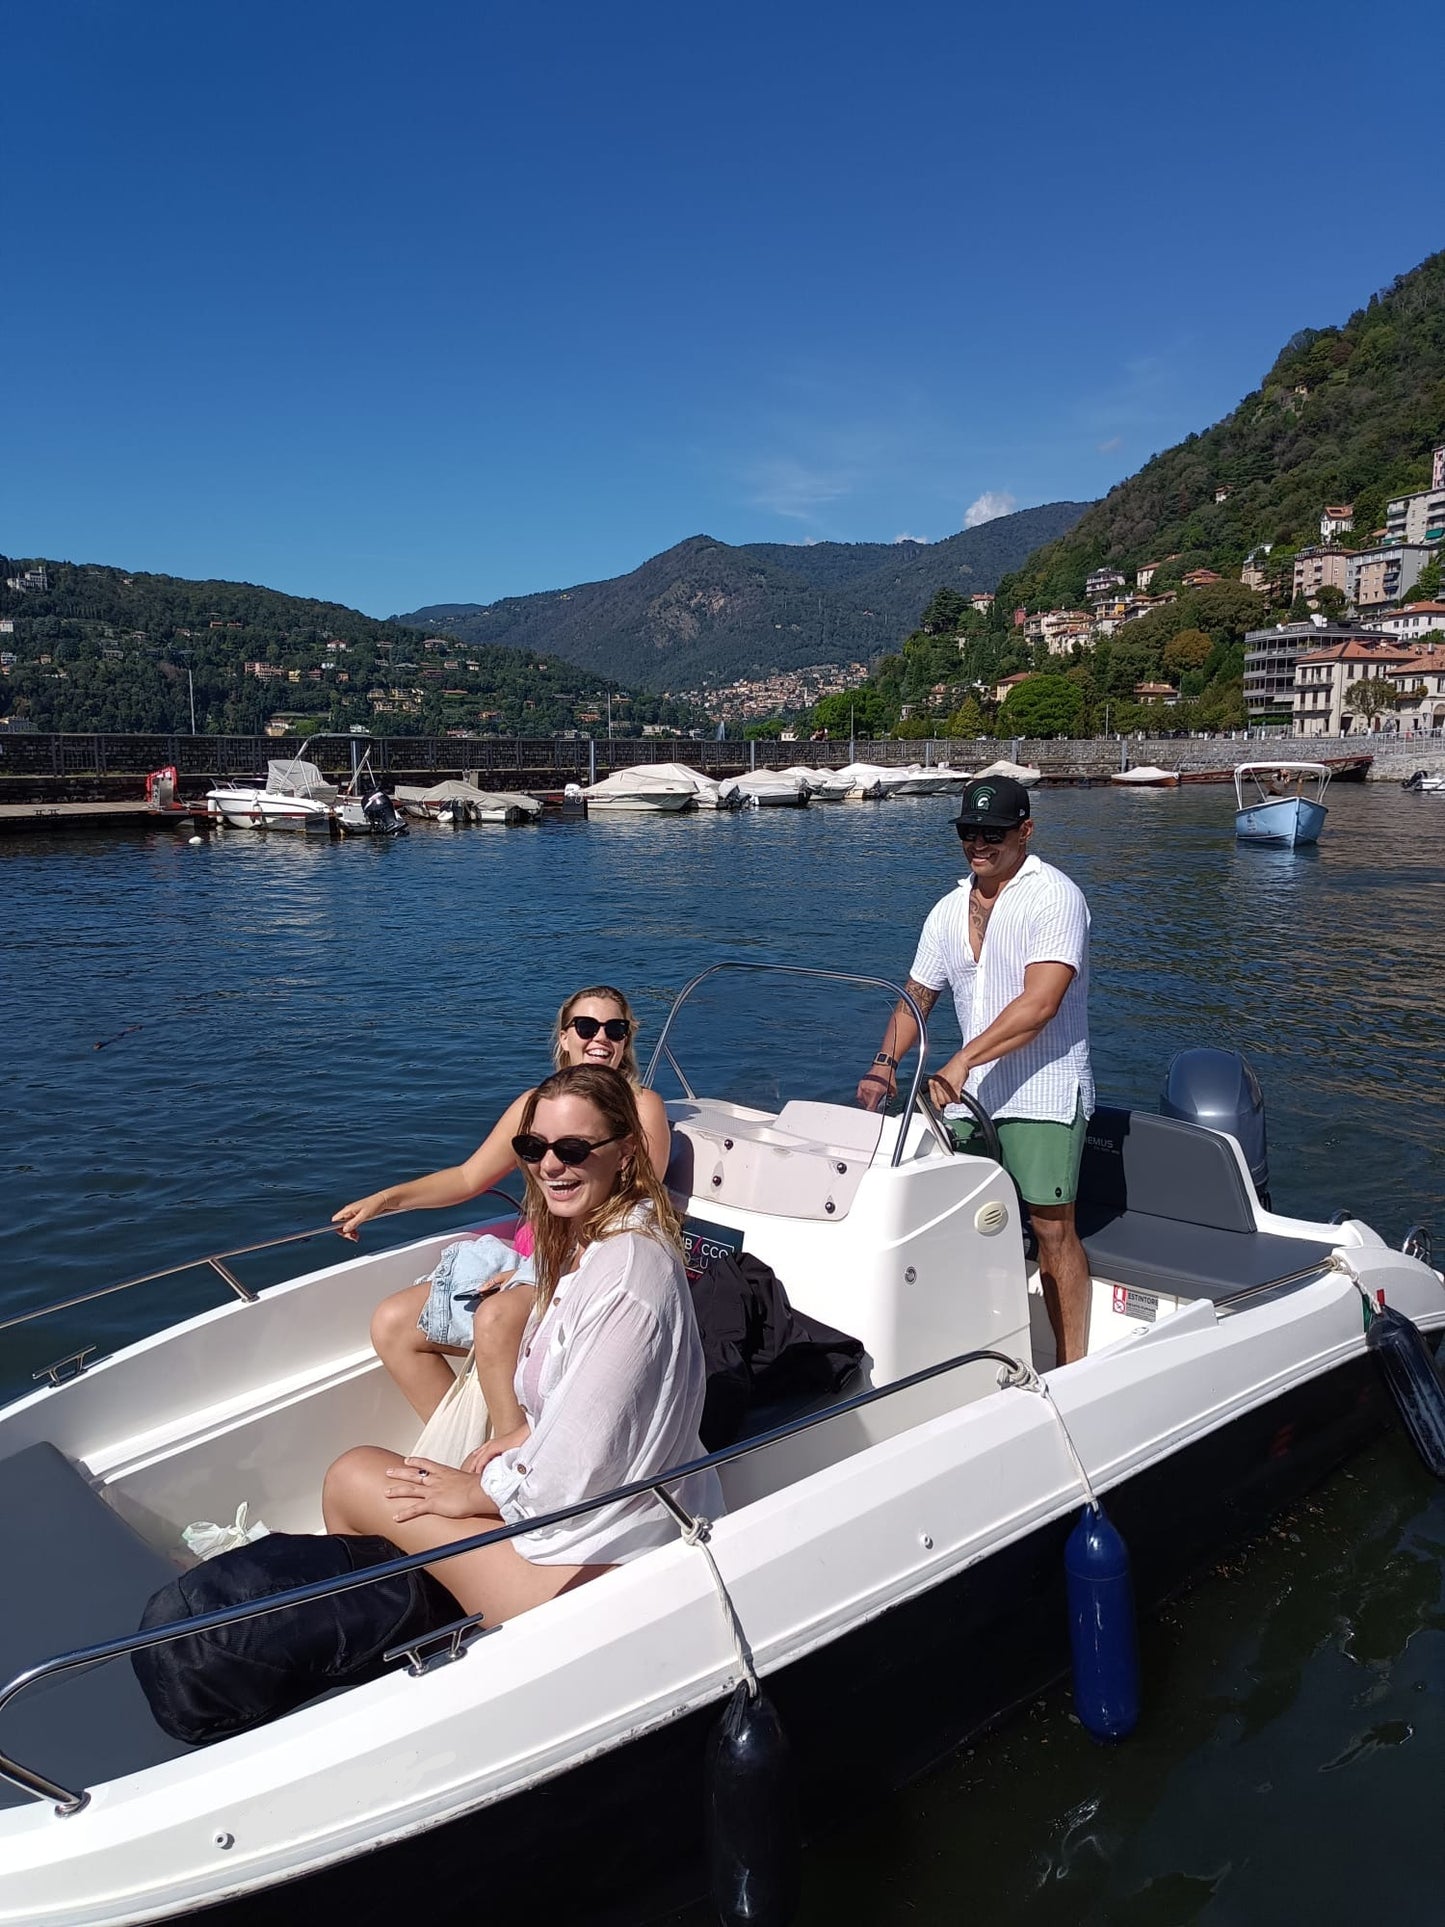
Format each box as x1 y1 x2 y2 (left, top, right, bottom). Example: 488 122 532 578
993 671 1033 705
1368 602 1445 642
1085 568 1125 601
1133 682 1177 705
1319 505 1355 540
1181 568 1222 589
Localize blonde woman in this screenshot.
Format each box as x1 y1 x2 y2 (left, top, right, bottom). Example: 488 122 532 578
334 987 670 1428
323 1065 721 1626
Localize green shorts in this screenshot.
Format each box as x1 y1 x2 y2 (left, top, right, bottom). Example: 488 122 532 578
948 1101 1088 1206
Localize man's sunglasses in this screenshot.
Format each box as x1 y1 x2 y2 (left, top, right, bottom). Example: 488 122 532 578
566 1016 632 1042
512 1130 626 1167
956 824 1011 846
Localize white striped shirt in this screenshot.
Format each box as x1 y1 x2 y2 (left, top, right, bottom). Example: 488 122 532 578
909 853 1093 1125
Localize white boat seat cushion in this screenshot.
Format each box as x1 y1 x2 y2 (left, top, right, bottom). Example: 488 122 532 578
0 1442 192 1808
665 1100 880 1222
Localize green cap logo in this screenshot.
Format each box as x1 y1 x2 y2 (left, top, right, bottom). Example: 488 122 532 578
974 786 995 811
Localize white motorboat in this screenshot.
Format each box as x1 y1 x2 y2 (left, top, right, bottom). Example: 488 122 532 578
974 757 1042 788
1234 761 1329 848
393 782 542 826
717 772 810 808
775 766 852 802
626 763 741 810
580 770 695 813
884 765 964 797
831 761 891 799
205 760 340 835
1401 769 1445 793
1110 765 1180 788
2 963 1442 1924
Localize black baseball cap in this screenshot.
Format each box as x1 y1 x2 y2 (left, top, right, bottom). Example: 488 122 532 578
955 775 1031 829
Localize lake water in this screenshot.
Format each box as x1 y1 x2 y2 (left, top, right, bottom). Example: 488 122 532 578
4 783 1445 1921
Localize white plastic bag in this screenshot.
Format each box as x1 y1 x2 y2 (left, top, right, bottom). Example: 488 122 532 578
181 1501 271 1562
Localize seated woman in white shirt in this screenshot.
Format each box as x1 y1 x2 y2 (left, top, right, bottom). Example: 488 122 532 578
322 1064 721 1627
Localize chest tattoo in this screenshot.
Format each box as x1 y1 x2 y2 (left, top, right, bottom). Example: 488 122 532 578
968 890 995 955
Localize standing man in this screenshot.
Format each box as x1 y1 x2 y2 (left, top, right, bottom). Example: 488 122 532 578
856 776 1094 1364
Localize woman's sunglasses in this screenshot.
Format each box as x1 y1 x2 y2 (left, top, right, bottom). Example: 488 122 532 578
956 824 1010 846
512 1131 626 1167
566 1016 632 1042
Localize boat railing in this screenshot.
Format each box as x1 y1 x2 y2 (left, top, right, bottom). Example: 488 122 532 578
643 961 937 1170
0 1192 524 1350
0 1340 1032 1816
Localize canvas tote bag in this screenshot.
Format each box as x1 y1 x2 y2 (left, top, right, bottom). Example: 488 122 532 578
411 1349 491 1465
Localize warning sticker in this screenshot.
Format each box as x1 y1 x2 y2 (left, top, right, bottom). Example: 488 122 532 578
1111 1284 1158 1324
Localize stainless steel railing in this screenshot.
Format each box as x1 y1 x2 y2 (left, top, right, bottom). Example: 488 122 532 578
642 961 938 1169
0 1340 1029 1815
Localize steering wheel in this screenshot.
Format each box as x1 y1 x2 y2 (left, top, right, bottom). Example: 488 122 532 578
923 1077 1003 1166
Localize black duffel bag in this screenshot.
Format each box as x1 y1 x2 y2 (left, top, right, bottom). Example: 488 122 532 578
132 1532 458 1746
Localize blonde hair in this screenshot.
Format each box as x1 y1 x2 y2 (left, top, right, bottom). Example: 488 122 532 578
519 1064 681 1316
552 984 642 1081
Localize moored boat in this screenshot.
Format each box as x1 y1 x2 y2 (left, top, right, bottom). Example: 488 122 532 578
717 771 810 808
1110 765 1180 788
1234 760 1330 847
580 770 694 812
206 760 340 835
0 962 1441 1925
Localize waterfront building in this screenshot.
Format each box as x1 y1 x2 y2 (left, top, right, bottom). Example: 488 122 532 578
1244 618 1392 723
1383 642 1445 734
1133 681 1177 705
1292 546 1350 602
1367 601 1445 642
1319 505 1354 540
1292 636 1416 736
1384 474 1445 548
1347 543 1437 608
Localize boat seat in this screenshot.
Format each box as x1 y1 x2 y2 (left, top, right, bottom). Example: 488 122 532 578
1075 1107 1333 1303
0 1442 192 1809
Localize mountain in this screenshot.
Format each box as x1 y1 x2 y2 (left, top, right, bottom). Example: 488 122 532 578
0 559 697 737
995 250 1445 614
397 501 1091 691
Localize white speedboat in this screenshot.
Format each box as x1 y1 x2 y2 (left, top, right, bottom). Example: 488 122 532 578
1 964 1442 1924
831 761 891 799
580 770 695 813
1234 761 1329 847
206 760 340 835
974 757 1042 788
885 765 961 797
1110 765 1180 788
620 762 743 810
393 783 541 825
1401 770 1445 793
717 772 810 809
775 766 852 802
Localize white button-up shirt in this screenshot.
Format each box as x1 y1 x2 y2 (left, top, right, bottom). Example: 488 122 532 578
909 853 1093 1125
480 1228 723 1567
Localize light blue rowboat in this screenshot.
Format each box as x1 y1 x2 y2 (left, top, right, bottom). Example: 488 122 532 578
1233 760 1330 848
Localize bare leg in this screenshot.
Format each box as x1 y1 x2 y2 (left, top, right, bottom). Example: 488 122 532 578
473 1288 533 1438
322 1446 604 1624
371 1281 466 1421
1031 1203 1092 1367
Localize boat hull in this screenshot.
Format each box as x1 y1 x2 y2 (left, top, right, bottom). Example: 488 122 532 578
208 794 335 835
1235 797 1328 847
181 1352 1392 1927
583 793 692 813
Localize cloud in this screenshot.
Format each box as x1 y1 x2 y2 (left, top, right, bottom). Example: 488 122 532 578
963 490 1017 529
893 531 928 545
1097 435 1122 454
744 456 855 524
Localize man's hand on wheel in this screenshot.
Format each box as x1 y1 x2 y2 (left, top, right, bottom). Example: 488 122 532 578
856 1069 896 1112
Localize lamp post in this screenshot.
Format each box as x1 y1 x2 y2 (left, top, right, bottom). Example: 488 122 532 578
176 650 197 735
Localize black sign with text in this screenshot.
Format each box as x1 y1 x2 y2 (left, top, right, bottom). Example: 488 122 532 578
680 1216 745 1279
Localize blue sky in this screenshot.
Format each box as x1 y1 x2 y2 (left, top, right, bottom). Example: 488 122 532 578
4 0 1439 618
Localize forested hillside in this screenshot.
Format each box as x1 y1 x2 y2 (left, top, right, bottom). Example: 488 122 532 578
0 561 698 736
997 250 1445 615
400 501 1090 691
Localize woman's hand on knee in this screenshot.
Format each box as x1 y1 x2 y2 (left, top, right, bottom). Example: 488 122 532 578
384 1455 492 1524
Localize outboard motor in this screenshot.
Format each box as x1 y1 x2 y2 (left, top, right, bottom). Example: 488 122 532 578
1160 1047 1269 1208
362 789 407 836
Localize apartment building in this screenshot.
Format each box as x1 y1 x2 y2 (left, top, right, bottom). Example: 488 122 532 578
1367 601 1445 643
1244 619 1391 722
1347 544 1437 608
1292 637 1416 735
1292 546 1350 601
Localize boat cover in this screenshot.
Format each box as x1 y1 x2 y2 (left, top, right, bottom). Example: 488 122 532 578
266 760 339 802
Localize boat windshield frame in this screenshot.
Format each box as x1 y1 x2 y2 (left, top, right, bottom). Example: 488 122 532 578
1233 760 1331 807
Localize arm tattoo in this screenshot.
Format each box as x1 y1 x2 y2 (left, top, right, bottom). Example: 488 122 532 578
902 979 940 1019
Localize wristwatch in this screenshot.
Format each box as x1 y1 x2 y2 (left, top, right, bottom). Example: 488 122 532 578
873 1052 898 1072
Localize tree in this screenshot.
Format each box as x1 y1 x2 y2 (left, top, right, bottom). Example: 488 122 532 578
1414 560 1441 603
1345 677 1395 724
999 675 1083 737
946 696 988 737
1161 628 1213 675
1314 584 1347 618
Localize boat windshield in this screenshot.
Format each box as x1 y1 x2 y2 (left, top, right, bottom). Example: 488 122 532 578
642 964 939 1181
1233 761 1330 806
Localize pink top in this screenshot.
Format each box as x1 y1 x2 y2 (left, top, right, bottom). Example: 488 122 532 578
512 1221 535 1259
